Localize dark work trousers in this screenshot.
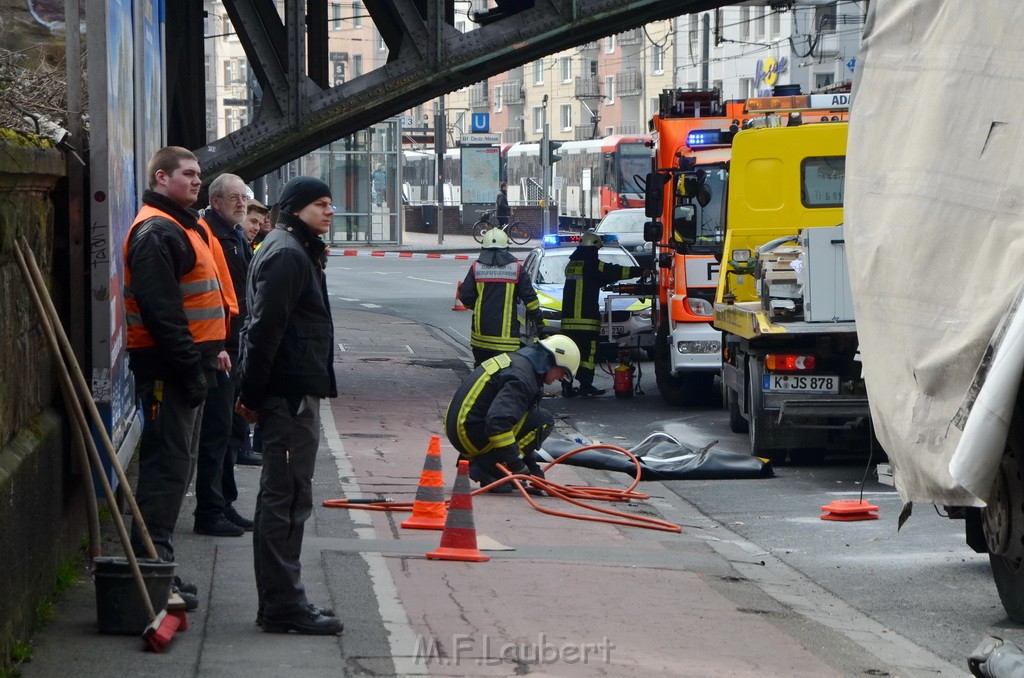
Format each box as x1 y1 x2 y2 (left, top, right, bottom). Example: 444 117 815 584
468 407 554 480
131 377 203 562
230 407 252 456
194 370 237 524
565 330 600 387
253 394 320 618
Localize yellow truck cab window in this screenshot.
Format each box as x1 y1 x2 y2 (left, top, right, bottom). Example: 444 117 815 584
801 156 845 207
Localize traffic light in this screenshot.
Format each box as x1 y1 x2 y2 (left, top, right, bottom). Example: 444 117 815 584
542 138 563 166
548 139 563 165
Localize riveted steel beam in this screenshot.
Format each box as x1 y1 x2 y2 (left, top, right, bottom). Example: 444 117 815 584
195 0 726 181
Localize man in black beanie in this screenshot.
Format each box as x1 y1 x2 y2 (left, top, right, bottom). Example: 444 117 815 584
236 176 342 635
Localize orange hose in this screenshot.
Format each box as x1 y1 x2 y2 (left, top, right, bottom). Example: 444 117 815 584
322 443 681 533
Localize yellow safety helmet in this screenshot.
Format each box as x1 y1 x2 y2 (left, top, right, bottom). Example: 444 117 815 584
579 232 603 248
539 334 581 379
482 227 509 249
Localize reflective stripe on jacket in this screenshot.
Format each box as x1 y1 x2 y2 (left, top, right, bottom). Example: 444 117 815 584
443 351 540 458
459 259 542 352
124 204 228 349
560 251 635 333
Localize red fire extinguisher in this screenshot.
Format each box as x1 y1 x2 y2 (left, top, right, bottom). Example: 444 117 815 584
613 350 634 398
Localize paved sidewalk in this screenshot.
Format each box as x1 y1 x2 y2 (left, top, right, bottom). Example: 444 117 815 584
20 308 966 677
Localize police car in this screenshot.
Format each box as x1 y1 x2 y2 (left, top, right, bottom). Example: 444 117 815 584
518 232 653 354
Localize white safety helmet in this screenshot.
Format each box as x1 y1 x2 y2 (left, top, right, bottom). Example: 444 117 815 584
538 334 581 380
482 227 510 249
579 232 603 248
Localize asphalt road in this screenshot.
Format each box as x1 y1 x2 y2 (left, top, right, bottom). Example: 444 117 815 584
327 253 1024 671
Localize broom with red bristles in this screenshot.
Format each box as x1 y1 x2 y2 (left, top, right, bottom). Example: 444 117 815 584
14 237 181 651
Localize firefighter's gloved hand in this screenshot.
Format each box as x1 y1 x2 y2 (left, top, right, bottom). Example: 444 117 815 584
183 371 209 409
537 324 557 339
522 450 546 479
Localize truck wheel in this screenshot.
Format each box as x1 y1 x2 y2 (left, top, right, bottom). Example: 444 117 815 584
728 387 748 433
748 358 785 464
985 412 1024 622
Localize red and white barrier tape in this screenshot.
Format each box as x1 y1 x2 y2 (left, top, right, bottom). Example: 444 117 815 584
328 249 471 260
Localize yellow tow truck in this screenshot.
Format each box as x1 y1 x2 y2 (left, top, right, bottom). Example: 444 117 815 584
712 121 870 464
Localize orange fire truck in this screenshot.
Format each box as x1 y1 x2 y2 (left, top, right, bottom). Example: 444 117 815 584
643 87 849 406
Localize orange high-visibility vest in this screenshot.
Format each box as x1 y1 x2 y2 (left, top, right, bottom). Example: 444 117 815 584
197 216 240 318
123 204 229 349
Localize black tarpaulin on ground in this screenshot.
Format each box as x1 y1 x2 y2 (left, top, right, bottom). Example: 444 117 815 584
537 432 773 480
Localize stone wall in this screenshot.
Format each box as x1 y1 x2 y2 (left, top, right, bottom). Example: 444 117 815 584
0 132 82 665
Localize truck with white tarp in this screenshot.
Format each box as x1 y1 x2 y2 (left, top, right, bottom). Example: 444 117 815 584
846 0 1024 621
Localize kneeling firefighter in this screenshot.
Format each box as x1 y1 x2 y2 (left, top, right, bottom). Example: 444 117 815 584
444 335 580 490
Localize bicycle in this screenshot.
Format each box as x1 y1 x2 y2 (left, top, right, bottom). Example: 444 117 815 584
472 210 532 245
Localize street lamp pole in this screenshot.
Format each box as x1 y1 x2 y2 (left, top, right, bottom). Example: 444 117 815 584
541 95 550 236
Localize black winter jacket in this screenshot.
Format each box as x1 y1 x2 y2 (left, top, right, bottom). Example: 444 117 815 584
237 213 338 408
124 190 224 384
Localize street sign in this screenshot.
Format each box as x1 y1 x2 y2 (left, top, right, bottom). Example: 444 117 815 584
460 133 501 145
471 113 490 132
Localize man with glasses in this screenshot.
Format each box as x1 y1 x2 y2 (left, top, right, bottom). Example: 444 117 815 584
194 174 255 537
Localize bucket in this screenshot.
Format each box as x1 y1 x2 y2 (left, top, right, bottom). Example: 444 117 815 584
93 557 176 635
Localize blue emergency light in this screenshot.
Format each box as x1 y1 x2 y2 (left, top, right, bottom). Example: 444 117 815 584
601 233 619 245
542 234 559 246
687 128 725 148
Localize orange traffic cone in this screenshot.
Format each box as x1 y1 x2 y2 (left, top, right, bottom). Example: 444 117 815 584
401 436 448 530
820 498 879 521
452 281 469 311
426 460 490 562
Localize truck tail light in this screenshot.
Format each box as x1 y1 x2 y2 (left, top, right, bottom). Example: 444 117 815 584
765 353 816 371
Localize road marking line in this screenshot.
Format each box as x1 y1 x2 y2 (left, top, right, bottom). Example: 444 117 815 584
406 276 451 285
337 297 360 302
405 345 414 354
337 343 346 352
447 325 469 341
361 303 382 309
321 401 420 676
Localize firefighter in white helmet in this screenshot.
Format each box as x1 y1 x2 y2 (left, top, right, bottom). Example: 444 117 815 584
459 227 544 366
444 335 580 491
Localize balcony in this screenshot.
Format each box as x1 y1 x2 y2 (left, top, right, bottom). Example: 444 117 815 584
502 80 524 105
574 76 601 99
468 82 489 108
617 29 642 46
580 41 598 50
503 127 524 143
574 126 597 141
615 69 643 97
615 121 642 135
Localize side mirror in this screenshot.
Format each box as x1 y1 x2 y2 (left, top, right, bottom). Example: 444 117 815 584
673 205 697 244
644 172 670 218
643 220 663 243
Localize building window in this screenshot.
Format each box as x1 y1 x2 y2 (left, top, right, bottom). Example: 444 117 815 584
560 57 572 83
239 60 248 85
223 60 234 84
377 31 387 51
651 44 664 74
331 2 341 25
739 77 753 98
353 54 363 77
815 2 837 33
604 76 615 105
532 106 543 133
205 56 211 83
604 35 615 53
533 59 544 85
754 7 765 38
494 85 503 112
770 8 781 37
740 6 750 39
560 104 572 131
815 72 835 88
456 20 466 33
353 1 363 27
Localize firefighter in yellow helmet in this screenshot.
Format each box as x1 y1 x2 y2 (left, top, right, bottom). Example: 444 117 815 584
458 227 544 366
444 335 580 492
560 231 638 397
